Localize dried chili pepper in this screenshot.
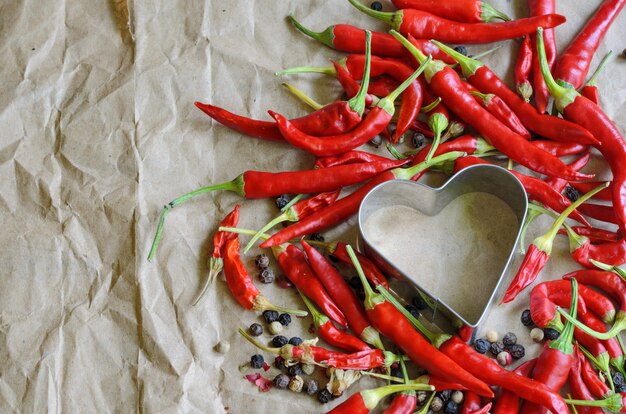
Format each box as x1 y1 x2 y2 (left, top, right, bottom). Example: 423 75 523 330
568 344 605 414
519 279 579 414
469 90 531 139
327 383 433 414
272 57 430 156
221 238 307 316
376 287 569 413
580 50 614 105
298 290 370 353
391 0 510 23
287 17 456 63
501 183 608 303
301 240 385 349
492 359 537 414
314 151 395 169
347 245 494 397
559 226 621 244
577 345 612 399
191 204 240 305
244 190 340 253
394 33 594 181
554 0 626 90
259 151 464 248
515 36 534 102
350 0 565 44
531 141 589 157
148 157 407 257
537 27 626 233
430 41 599 146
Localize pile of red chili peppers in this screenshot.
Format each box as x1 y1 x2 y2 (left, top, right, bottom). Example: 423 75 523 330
149 0 626 412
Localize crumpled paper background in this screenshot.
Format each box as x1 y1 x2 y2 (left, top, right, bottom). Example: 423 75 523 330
1 0 625 412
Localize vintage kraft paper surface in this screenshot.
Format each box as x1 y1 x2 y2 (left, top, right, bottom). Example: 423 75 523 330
1 0 625 412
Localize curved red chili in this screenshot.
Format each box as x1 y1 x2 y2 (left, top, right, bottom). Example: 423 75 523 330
192 204 240 305
576 346 612 399
554 0 626 89
559 226 621 244
528 0 556 114
531 141 589 157
322 241 389 289
569 344 605 414
543 151 591 195
314 150 395 169
351 0 565 44
383 392 417 414
569 181 613 202
391 0 510 23
469 90 531 139
328 384 432 414
492 359 537 414
515 36 533 102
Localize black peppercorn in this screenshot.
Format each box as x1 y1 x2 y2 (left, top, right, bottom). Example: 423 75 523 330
310 232 325 242
613 372 625 386
444 399 459 414
503 332 517 347
274 373 290 389
274 356 286 370
412 132 426 149
289 337 303 346
369 135 383 148
255 254 270 269
509 344 526 359
305 379 319 395
370 1 383 11
543 328 560 340
263 310 279 324
490 341 505 356
272 335 288 347
521 309 534 327
275 194 291 210
438 390 451 401
278 313 292 326
412 294 428 310
473 338 490 354
405 304 421 319
287 364 304 377
250 354 264 369
249 323 263 337
453 45 468 56
565 186 581 202
258 268 275 284
318 388 332 403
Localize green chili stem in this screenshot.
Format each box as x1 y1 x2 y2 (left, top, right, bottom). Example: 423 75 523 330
429 40 483 78
238 327 280 354
298 290 328 328
386 143 407 160
275 65 336 76
583 50 613 88
192 257 223 306
376 55 432 115
420 97 442 113
564 394 622 412
347 0 398 28
578 343 611 375
481 2 511 22
345 245 384 309
549 279 578 354
347 30 372 117
361 384 434 410
590 259 626 280
287 16 335 49
394 151 465 180
243 211 295 254
281 83 323 110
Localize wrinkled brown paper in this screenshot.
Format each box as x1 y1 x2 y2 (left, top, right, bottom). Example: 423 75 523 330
1 0 625 412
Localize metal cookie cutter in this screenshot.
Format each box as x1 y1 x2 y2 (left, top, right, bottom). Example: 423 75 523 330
357 164 527 338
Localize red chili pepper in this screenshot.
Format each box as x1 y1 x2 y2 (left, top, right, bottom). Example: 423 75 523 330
314 151 396 169
351 0 565 44
391 0 510 23
568 229 626 268
259 151 464 248
287 17 457 63
569 181 613 202
331 60 376 108
577 346 612 399
531 140 589 157
328 384 432 414
272 57 430 156
298 290 370 353
528 0 556 114
515 36 534 102
454 156 590 226
346 245 494 397
501 182 608 303
383 391 417 414
432 42 600 146
577 203 621 226
244 190 341 252
301 240 384 349
543 151 591 193
492 359 537 414
415 374 466 391
421 83 450 160
148 157 407 257
521 279 579 414
319 241 389 289
192 204 240 305
469 90 531 139
274 243 347 327
568 344 605 414
221 238 307 316
461 391 488 414
577 309 623 372
579 50 614 105
558 226 621 244
193 101 363 143
554 0 626 89
537 27 626 233
396 34 594 181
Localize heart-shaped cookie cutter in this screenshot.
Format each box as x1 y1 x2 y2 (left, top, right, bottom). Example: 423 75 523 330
358 164 527 336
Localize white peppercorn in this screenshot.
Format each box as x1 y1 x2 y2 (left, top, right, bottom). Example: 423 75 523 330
269 321 283 335
431 396 444 412
497 351 512 366
451 390 464 404
302 363 315 376
213 340 230 353
289 375 304 393
485 330 498 343
531 327 545 342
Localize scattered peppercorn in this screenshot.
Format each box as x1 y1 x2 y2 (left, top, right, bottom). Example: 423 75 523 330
411 132 426 149
287 364 304 377
565 186 581 202
304 378 319 395
405 304 421 319
278 313 292 326
213 340 230 353
503 332 517 347
451 390 464 404
453 45 468 56
289 336 303 346
438 390 451 401
277 194 293 210
509 344 525 359
250 354 264 369
613 372 625 386
289 375 304 392
274 373 290 389
258 268 275 284
249 323 263 337
485 330 498 343
310 232 325 242
473 338 490 354
530 327 544 342
543 328 560 340
269 321 283 335
302 363 315 376
497 351 512 366
417 391 429 403
263 310 279 324
369 135 383 148
272 335 288 347
521 309 534 327
318 388 332 404
370 1 383 11
255 254 270 270
274 356 287 370
430 396 444 412
390 363 402 379
412 294 428 310
444 400 459 414
490 341 505 356
617 384 626 393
